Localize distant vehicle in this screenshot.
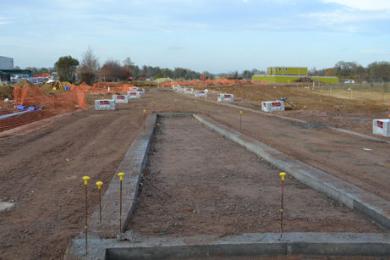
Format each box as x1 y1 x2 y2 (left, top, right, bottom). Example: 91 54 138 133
344 79 355 84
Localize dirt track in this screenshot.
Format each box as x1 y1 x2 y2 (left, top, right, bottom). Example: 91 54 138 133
197 84 389 136
129 116 380 235
169 92 390 201
0 88 389 259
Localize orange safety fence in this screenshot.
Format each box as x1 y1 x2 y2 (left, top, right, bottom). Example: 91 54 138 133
12 81 135 113
74 82 134 94
2 81 136 132
13 82 88 112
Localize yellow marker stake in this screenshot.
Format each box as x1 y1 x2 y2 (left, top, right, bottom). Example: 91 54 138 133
117 172 125 233
279 172 286 182
118 172 125 181
279 172 286 239
82 176 90 256
96 181 103 224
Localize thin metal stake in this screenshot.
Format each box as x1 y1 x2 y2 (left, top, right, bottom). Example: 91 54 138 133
239 111 243 132
280 180 284 235
99 189 102 223
117 172 125 233
119 180 122 232
96 181 103 224
279 172 286 239
143 109 146 131
85 185 88 255
82 176 90 256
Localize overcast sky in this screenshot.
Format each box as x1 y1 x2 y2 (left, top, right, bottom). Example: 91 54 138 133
0 0 389 73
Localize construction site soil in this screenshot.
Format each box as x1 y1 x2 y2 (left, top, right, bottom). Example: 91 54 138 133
0 111 55 132
196 84 389 136
0 88 388 259
129 116 380 235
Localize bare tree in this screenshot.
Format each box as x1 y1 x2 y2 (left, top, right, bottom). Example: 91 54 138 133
78 48 99 84
122 57 136 80
100 60 129 82
123 57 134 67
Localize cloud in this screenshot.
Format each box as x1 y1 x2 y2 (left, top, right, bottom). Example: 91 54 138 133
305 9 390 25
360 48 390 55
167 45 184 51
322 0 390 11
303 0 390 32
0 16 11 25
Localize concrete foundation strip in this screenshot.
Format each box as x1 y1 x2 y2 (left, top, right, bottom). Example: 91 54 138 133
224 102 390 144
68 232 390 259
65 112 200 259
0 110 35 120
88 113 158 236
0 110 82 138
66 112 390 259
177 91 390 144
193 114 390 230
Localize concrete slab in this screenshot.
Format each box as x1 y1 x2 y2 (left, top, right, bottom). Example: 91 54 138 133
193 114 390 230
67 232 390 259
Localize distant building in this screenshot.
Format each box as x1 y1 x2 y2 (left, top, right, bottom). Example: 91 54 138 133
0 56 14 70
0 69 32 83
267 67 308 76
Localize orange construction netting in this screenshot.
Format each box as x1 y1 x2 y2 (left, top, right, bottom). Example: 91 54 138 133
89 82 134 94
12 81 135 112
13 81 88 112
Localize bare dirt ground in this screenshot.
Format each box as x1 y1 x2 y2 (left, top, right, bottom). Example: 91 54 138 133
0 88 388 259
0 111 55 132
165 90 390 201
129 116 380 235
195 84 390 136
182 256 385 260
0 101 148 259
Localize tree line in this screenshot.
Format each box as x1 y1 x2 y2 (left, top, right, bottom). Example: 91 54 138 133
53 49 207 85
31 48 263 84
310 61 390 83
24 52 390 84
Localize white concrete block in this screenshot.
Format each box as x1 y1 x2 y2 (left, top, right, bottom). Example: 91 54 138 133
261 100 285 112
95 99 116 110
217 93 234 102
113 94 129 104
373 119 390 137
